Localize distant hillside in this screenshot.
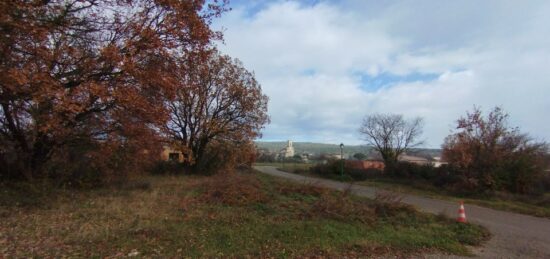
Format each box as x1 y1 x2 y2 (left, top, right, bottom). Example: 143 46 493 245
255 141 369 156
255 141 441 158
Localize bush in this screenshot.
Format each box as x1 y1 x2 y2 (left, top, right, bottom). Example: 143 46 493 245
311 160 341 178
192 141 256 175
43 141 158 188
442 107 549 194
394 162 438 180
541 174 550 192
310 160 383 181
193 173 268 206
149 161 187 175
306 191 375 224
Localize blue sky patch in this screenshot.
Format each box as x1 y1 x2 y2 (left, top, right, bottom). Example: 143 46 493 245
356 72 440 91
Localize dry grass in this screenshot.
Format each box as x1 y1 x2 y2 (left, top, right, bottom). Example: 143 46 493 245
306 191 375 224
193 173 269 206
0 172 490 257
274 181 327 197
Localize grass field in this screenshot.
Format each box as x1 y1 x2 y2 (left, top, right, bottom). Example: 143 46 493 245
0 171 489 257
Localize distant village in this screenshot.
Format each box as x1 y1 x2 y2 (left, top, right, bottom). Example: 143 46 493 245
255 140 447 170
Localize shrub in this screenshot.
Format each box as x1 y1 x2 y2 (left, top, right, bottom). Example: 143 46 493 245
149 161 187 175
276 183 327 197
541 174 550 192
193 141 257 175
311 160 341 178
442 106 549 194
345 168 369 181
393 162 438 180
311 160 382 181
44 141 159 188
373 190 415 218
193 173 269 206
306 191 375 224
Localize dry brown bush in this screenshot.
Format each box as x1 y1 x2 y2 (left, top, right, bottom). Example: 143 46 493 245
306 191 376 224
374 190 415 217
191 173 269 206
275 182 327 197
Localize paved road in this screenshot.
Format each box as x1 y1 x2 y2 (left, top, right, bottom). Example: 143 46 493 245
254 166 550 258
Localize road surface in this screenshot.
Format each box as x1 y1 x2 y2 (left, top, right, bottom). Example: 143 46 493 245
254 166 550 258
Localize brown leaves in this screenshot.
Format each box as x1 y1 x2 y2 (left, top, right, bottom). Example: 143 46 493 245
186 173 269 207
0 0 228 179
442 106 549 193
166 50 269 172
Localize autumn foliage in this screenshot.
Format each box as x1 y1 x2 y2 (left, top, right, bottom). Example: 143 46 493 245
442 107 548 194
0 0 258 183
165 50 269 173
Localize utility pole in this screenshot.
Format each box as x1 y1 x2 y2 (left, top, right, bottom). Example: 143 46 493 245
339 143 344 176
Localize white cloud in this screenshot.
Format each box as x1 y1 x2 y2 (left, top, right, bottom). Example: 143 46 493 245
214 0 550 147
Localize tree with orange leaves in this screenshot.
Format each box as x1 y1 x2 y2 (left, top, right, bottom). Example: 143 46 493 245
0 0 227 181
442 107 548 194
166 50 269 173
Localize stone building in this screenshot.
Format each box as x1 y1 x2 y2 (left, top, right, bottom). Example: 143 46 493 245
278 140 295 158
160 145 186 162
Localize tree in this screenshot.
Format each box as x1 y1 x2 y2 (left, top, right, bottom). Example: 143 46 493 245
166 51 269 172
0 0 227 181
353 153 367 160
359 114 424 173
442 107 548 194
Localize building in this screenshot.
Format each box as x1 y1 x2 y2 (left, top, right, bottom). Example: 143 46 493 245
160 145 186 162
431 156 448 168
346 160 385 171
278 140 295 158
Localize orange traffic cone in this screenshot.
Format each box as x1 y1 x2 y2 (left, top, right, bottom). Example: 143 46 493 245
457 201 467 223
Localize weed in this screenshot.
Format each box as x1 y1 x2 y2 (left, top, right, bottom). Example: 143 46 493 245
306 192 375 224
193 173 269 206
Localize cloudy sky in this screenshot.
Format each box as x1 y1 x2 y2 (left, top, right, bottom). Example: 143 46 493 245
213 0 550 147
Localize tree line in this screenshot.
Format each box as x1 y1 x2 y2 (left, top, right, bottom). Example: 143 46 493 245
0 0 268 184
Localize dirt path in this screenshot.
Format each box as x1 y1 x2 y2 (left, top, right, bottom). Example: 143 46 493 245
254 166 550 258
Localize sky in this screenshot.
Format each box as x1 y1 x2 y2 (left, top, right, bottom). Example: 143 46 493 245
213 0 550 148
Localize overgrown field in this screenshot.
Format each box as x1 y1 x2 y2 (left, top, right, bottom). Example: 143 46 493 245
357 178 550 219
0 172 489 257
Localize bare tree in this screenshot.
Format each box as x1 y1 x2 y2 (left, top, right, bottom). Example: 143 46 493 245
359 114 424 172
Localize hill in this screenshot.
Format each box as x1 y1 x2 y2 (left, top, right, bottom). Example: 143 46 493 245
255 141 441 158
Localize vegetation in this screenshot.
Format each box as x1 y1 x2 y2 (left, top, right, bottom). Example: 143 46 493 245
255 141 372 155
0 0 232 182
359 114 424 174
0 0 269 182
357 177 550 219
353 152 368 160
0 171 489 257
165 51 269 173
301 159 550 218
442 107 549 194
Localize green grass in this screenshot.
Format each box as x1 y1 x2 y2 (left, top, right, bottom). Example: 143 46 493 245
355 177 550 219
264 162 550 219
0 172 489 257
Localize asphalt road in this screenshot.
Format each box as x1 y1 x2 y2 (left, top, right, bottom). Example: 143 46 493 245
254 166 550 258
